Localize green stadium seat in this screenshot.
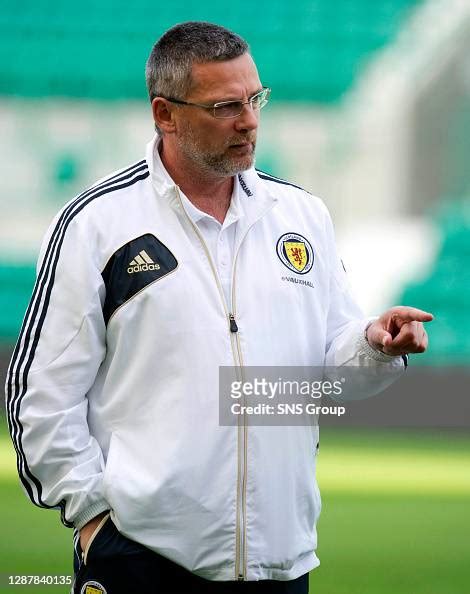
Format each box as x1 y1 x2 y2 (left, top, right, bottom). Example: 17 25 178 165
397 199 470 366
0 0 424 103
0 263 36 344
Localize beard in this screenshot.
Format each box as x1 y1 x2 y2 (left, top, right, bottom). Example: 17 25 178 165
176 121 256 177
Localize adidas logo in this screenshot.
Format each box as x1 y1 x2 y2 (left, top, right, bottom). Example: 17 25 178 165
127 250 161 274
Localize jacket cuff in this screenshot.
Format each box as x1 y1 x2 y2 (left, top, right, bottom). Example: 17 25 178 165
359 322 403 363
74 500 110 530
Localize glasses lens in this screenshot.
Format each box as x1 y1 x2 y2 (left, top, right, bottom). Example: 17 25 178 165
214 101 243 118
251 88 270 110
213 89 271 118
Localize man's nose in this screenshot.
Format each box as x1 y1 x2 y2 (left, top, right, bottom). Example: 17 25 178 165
234 102 259 132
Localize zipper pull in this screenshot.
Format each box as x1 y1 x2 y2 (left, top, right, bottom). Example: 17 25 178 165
229 313 238 333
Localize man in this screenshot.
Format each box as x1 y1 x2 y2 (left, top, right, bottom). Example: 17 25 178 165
6 21 432 594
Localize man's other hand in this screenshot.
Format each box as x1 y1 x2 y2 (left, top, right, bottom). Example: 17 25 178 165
366 306 434 356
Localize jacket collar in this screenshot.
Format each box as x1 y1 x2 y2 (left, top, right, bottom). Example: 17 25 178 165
145 133 278 222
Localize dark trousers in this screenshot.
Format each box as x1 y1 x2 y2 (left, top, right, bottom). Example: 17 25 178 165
73 517 309 594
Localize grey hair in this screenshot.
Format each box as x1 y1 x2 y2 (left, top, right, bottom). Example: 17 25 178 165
145 21 249 103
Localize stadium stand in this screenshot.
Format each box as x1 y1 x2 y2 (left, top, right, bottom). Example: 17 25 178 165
0 0 422 102
398 199 470 365
0 262 35 345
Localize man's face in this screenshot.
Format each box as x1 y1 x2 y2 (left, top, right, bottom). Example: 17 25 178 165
173 53 262 177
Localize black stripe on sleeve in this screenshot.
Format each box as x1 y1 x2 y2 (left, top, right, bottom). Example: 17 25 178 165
6 161 149 525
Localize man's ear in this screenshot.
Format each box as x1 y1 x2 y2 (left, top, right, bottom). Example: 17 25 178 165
152 98 176 134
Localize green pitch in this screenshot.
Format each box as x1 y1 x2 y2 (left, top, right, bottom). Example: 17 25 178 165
1 423 469 593
313 429 470 594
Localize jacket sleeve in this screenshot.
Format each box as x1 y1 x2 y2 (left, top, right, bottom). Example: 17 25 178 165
322 206 405 372
5 212 109 529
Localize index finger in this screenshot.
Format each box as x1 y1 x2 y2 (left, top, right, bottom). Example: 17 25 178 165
391 307 434 323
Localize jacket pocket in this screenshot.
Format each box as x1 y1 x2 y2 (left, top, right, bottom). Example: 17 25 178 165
83 513 111 565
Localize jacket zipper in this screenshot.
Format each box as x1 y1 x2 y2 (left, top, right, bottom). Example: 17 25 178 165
173 187 246 579
229 314 238 333
174 185 276 581
229 312 245 581
230 242 248 581
229 206 277 579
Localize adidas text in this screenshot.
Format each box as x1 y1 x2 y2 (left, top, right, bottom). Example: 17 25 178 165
127 262 161 274
127 250 160 274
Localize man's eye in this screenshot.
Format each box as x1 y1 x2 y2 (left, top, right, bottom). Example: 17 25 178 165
215 102 242 116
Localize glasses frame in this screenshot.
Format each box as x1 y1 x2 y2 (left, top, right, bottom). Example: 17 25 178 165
162 87 271 119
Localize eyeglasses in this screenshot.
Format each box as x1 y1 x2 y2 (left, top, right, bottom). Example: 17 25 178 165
163 87 271 119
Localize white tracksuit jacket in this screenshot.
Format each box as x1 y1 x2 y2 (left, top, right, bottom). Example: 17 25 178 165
6 135 404 582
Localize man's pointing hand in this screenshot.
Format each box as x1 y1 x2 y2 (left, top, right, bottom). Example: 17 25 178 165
366 306 434 357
